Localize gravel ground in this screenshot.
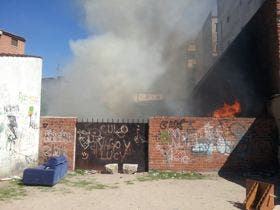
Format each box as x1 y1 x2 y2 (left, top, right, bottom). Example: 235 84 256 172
0 172 252 210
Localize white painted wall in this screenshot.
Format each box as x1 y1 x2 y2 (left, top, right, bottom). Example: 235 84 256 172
0 56 42 178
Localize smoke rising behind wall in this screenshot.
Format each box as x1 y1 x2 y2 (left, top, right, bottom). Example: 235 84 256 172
45 0 216 119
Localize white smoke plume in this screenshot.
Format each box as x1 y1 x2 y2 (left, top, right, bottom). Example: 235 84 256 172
44 0 216 119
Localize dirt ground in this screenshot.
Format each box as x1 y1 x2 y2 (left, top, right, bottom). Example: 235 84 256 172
0 172 279 210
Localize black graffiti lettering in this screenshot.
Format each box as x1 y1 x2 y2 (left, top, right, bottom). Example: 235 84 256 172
160 119 186 130
76 122 148 171
7 115 17 141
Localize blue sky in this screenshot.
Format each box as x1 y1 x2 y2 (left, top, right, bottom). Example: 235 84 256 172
0 0 88 78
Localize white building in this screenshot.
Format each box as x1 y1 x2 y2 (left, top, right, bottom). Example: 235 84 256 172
0 54 42 178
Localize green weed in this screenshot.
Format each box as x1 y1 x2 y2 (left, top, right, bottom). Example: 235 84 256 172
59 178 71 184
87 183 108 190
0 180 27 201
137 170 205 182
74 169 87 176
60 178 109 190
124 180 135 185
109 185 119 189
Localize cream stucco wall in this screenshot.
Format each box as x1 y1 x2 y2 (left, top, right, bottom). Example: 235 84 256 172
0 56 42 178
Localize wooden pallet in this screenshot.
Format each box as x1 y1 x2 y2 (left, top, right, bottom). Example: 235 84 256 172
244 179 274 210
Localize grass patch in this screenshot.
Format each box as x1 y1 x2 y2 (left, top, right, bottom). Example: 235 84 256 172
60 177 71 184
0 180 27 201
60 178 109 191
36 186 56 192
66 172 78 177
109 185 119 189
124 180 135 185
87 183 108 190
71 180 92 188
137 170 205 182
74 169 87 176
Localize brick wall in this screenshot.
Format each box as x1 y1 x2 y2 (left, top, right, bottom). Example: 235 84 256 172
149 117 278 172
0 34 25 54
39 117 77 170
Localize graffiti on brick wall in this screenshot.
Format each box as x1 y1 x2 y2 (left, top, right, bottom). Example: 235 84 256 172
39 119 76 168
43 129 73 142
189 122 236 156
160 119 186 130
42 144 67 159
153 118 277 166
76 122 148 171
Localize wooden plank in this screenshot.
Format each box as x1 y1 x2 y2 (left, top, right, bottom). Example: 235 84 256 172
257 185 274 210
244 182 259 210
244 179 275 210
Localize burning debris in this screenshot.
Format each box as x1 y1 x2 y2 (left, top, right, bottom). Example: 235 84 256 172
212 100 241 118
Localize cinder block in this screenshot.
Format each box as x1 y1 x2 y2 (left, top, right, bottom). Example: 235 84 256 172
105 164 118 174
123 164 138 174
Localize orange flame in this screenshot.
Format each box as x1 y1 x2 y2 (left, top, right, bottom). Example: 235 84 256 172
212 100 241 118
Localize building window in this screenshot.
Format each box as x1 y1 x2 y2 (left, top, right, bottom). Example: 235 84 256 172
188 51 196 59
11 38 18 47
227 16 230 23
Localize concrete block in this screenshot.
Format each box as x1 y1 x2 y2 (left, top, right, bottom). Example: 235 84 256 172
105 164 118 174
123 164 138 174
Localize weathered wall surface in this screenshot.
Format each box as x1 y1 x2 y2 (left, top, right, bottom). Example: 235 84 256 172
76 122 148 172
149 117 278 172
39 117 77 170
0 56 42 178
195 13 218 84
217 0 265 54
192 0 279 117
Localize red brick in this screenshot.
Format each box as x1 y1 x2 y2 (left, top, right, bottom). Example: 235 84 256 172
38 117 77 170
149 117 277 172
